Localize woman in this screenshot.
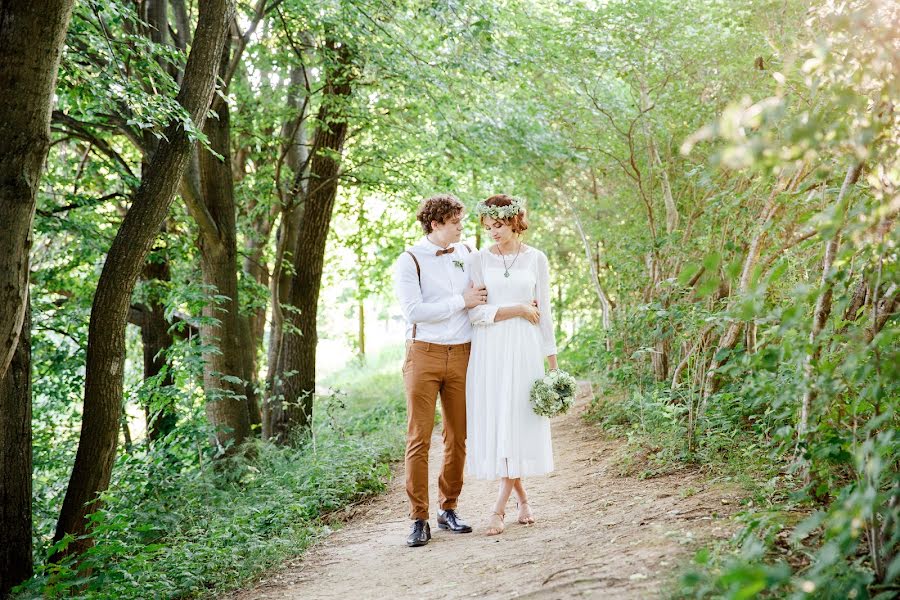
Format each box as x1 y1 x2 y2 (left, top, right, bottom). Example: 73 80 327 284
464 194 558 536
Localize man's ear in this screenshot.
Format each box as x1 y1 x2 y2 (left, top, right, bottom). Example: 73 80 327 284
430 219 439 231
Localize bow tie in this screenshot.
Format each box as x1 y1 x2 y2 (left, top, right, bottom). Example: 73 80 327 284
435 246 455 256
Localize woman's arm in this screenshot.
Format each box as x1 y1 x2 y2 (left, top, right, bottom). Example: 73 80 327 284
546 354 559 370
536 251 558 356
467 251 540 326
495 303 539 323
466 251 499 325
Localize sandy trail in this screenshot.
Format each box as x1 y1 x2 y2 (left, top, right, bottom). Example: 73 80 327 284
229 385 738 599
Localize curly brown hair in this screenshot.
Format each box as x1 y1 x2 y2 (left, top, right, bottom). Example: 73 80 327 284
480 194 529 233
416 193 464 234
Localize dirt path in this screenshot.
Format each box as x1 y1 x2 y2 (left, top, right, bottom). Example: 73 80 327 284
229 385 740 599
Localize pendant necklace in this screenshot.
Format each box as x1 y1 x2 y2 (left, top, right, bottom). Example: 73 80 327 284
500 241 522 278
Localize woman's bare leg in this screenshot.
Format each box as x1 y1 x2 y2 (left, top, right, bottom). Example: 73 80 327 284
512 479 534 524
487 477 516 535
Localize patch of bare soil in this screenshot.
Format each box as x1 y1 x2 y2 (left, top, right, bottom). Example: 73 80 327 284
228 385 741 599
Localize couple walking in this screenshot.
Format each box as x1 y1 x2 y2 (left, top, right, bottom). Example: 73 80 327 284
393 193 558 547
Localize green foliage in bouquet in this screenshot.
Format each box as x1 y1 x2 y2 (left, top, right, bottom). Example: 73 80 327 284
530 369 578 417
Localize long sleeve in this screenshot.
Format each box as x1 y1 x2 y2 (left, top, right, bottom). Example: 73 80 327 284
466 251 499 326
536 251 558 356
394 252 465 324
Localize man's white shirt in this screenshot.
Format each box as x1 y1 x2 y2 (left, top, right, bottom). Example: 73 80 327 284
393 237 473 344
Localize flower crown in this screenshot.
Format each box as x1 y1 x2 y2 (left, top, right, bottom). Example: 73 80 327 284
475 197 526 219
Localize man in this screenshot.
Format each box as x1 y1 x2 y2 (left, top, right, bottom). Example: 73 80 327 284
393 193 488 547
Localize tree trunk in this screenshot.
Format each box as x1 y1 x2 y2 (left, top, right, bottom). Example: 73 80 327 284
799 163 862 435
241 162 279 434
274 42 354 440
745 320 758 354
0 0 75 379
120 408 133 452
195 49 252 450
0 300 32 596
671 323 715 389
639 79 679 234
264 201 303 440
242 207 276 369
651 338 670 382
238 314 262 431
566 196 613 331
265 63 311 440
137 255 178 441
700 178 787 409
840 276 869 331
52 0 232 561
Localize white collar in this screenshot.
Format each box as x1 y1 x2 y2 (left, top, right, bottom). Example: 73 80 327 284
419 236 454 252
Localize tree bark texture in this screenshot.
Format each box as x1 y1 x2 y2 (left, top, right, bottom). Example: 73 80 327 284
273 42 354 440
264 201 303 439
0 300 32 597
0 0 75 379
651 338 670 382
52 0 233 560
196 53 252 449
264 64 311 440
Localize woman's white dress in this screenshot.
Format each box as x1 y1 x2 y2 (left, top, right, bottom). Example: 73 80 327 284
465 246 557 480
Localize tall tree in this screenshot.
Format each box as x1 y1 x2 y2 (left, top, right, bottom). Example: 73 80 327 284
0 300 32 597
265 61 312 439
180 3 272 446
0 0 75 592
0 0 74 377
271 39 355 439
191 37 253 449
52 0 233 560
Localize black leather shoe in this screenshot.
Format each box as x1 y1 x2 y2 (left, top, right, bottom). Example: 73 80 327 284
406 519 431 547
437 509 473 533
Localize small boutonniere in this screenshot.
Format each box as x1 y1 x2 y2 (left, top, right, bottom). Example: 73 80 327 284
452 259 465 271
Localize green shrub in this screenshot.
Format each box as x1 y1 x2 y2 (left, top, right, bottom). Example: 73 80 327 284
19 346 407 599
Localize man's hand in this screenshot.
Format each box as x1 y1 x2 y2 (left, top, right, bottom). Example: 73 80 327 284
464 282 488 309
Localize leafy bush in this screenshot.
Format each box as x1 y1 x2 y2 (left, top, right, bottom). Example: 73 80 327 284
18 348 407 599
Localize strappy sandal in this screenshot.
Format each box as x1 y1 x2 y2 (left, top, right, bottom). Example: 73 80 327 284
486 511 505 536
517 501 535 525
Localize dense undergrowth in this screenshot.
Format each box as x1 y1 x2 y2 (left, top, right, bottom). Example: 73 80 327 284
561 307 898 600
18 347 406 599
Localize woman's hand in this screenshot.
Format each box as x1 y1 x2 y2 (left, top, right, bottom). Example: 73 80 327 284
547 355 559 371
519 302 540 325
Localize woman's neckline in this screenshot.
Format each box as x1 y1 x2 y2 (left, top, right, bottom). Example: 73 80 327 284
487 243 531 257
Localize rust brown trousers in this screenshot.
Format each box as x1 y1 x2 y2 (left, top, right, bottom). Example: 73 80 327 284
402 339 470 520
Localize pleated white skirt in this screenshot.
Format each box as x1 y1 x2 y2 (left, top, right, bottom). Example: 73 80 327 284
465 314 554 480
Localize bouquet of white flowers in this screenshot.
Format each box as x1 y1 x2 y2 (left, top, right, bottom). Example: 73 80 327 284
529 369 578 417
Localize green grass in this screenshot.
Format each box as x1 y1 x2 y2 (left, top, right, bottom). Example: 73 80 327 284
18 345 408 600
583 384 777 488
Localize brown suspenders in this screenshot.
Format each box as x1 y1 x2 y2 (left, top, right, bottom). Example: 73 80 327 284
405 250 421 339
406 244 471 340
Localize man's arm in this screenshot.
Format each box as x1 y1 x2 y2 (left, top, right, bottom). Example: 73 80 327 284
394 252 469 324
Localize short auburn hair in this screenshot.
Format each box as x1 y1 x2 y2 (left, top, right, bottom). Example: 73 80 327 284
480 194 529 233
416 194 464 234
